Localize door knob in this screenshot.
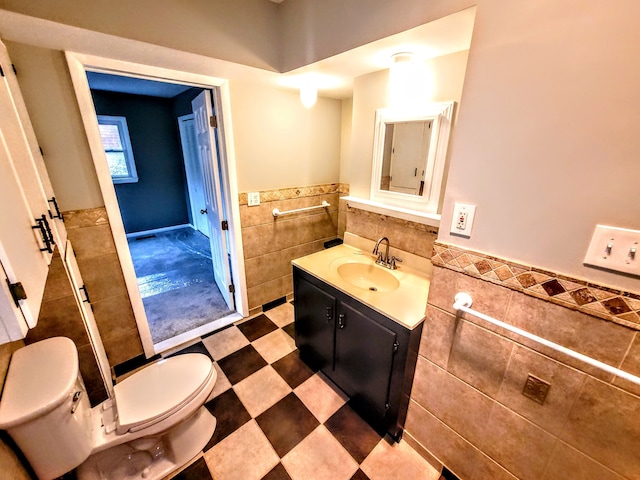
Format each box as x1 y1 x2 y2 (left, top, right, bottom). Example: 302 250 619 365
200 208 208 214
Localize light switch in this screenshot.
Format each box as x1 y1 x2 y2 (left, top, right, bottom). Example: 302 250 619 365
450 203 476 238
247 192 260 206
584 225 640 277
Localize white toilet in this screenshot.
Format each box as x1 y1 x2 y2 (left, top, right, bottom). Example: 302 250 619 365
0 336 217 480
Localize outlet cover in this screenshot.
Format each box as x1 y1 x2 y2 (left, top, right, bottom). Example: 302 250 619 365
450 203 476 237
522 374 551 405
247 192 260 206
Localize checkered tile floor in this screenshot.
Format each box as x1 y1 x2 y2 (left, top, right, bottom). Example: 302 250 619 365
161 302 441 480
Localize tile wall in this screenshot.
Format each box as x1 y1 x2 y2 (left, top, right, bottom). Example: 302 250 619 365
404 242 640 480
342 201 439 260
63 208 143 367
26 250 107 405
239 184 345 314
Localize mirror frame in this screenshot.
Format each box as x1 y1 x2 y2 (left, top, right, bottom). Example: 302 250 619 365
370 101 454 215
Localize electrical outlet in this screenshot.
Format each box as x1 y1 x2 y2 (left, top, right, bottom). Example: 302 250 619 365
450 203 476 238
247 192 260 206
584 225 640 277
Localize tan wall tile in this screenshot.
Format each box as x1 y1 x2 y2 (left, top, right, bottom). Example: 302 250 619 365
496 345 586 437
470 455 519 480
247 276 289 310
405 400 481 480
28 295 89 347
91 294 137 342
616 332 640 396
77 343 108 405
103 327 144 366
66 224 116 259
542 442 625 480
447 319 514 398
410 357 493 446
479 403 557 480
77 254 127 302
62 207 110 229
427 265 512 320
414 230 437 258
505 294 636 382
560 377 640 479
42 251 73 302
419 305 457 369
240 193 339 229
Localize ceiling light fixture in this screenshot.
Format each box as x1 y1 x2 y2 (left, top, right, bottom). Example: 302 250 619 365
300 84 317 108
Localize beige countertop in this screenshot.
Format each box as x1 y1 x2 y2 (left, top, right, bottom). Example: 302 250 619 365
292 243 431 330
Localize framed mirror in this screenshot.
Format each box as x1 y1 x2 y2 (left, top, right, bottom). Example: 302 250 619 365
370 101 454 215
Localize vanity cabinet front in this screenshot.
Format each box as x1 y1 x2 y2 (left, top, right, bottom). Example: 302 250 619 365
293 266 423 440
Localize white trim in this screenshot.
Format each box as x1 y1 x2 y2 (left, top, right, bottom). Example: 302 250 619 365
153 312 243 354
125 224 192 240
342 196 441 227
96 115 138 183
65 52 248 357
370 101 454 215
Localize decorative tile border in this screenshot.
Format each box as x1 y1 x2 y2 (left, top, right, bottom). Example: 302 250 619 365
432 241 640 330
239 183 348 205
345 204 440 234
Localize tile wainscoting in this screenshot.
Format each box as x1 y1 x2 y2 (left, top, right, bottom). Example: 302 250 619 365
406 242 640 480
240 184 347 314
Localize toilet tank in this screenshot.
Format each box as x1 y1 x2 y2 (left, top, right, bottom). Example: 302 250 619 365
0 337 94 479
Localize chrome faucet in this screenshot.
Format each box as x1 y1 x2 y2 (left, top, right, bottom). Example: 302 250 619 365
372 237 402 269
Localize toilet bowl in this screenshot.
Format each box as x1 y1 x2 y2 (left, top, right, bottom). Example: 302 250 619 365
0 337 217 480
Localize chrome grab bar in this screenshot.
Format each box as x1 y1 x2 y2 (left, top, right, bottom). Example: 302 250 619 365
453 292 640 386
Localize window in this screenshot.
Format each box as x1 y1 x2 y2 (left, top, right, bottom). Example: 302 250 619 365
97 115 138 183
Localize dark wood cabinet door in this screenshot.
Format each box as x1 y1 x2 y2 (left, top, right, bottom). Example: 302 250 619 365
294 275 337 372
334 302 397 421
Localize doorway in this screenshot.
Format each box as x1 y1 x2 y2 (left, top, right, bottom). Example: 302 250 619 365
66 53 248 356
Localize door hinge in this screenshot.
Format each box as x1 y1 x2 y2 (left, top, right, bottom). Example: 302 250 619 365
393 341 399 353
11 64 16 75
221 220 228 230
0 64 4 77
7 281 27 307
229 284 235 293
210 115 218 128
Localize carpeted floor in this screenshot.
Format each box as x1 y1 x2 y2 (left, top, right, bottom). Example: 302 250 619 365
128 227 232 344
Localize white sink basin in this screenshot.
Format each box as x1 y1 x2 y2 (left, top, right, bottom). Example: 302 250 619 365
336 262 400 293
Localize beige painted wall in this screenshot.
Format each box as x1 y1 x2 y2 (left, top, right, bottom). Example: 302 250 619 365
0 0 281 71
5 41 103 211
438 1 640 292
229 81 342 192
348 50 469 199
279 0 473 71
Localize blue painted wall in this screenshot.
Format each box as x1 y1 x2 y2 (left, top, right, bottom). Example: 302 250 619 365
91 90 190 233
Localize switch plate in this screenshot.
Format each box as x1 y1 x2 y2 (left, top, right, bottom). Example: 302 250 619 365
584 224 640 277
450 203 476 238
247 192 260 206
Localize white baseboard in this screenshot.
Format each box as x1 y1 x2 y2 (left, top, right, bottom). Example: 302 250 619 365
126 224 193 239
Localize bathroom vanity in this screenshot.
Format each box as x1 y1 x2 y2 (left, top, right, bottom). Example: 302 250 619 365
292 242 431 440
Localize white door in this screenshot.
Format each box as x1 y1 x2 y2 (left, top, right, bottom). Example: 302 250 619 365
191 91 233 309
0 40 67 251
389 122 431 194
178 114 209 236
0 131 49 339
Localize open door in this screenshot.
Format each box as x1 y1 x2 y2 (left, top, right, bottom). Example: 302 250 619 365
178 114 209 236
191 91 233 309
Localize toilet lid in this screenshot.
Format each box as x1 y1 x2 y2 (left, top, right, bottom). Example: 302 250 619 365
114 353 214 432
0 337 78 429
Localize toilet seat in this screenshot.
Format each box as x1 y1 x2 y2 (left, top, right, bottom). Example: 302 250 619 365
114 353 215 434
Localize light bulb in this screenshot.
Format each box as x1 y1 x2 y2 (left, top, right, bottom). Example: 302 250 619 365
300 84 317 108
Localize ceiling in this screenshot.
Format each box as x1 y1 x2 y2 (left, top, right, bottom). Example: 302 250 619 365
82 8 474 100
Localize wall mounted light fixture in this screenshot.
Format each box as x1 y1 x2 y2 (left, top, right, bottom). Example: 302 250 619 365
389 52 431 109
